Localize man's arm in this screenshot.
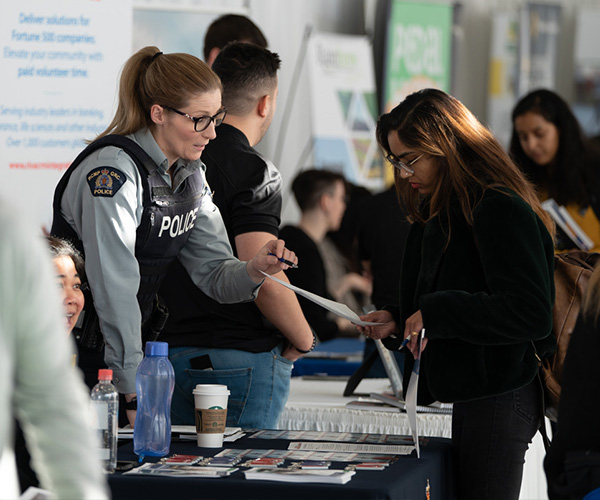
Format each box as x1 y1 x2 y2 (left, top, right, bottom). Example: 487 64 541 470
235 231 314 360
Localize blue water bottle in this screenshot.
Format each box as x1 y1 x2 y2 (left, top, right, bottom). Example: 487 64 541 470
133 341 175 461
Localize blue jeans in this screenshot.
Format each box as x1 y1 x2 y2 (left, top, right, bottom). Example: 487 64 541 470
452 378 541 500
168 344 292 429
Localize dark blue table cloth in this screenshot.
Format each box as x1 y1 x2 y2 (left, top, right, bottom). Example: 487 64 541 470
109 432 455 500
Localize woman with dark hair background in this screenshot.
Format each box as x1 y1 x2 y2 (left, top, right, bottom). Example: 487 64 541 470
510 88 600 251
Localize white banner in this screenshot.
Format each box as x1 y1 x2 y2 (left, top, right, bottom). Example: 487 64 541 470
306 32 384 190
517 3 561 96
0 0 132 227
486 11 519 148
486 3 561 148
573 7 600 136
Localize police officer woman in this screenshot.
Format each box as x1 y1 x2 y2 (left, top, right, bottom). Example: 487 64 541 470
51 46 296 427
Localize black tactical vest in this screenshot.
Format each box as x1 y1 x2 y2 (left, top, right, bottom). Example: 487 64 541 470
51 134 206 337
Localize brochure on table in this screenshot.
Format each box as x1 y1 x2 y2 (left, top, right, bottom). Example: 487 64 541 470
244 467 355 484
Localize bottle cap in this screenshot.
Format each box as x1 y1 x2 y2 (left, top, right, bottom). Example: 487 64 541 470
98 369 113 381
145 341 168 357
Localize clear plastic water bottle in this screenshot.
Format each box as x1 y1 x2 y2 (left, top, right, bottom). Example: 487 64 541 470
90 369 119 473
133 341 175 461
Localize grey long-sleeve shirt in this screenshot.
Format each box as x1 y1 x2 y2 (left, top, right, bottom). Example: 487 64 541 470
59 128 260 393
0 201 109 499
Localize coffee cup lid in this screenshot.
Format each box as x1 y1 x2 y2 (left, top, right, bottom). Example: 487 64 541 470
192 384 230 396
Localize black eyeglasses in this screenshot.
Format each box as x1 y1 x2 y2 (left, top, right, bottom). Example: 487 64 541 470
163 106 227 132
385 153 424 175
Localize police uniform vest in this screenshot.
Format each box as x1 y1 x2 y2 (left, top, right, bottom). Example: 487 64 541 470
51 134 206 343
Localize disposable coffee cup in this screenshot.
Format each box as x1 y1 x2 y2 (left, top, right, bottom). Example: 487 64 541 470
192 384 230 448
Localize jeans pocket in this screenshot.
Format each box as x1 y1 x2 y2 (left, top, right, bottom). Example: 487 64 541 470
512 382 539 426
176 367 252 427
274 354 294 369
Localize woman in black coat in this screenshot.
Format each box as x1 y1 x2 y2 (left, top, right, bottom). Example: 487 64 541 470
360 89 556 500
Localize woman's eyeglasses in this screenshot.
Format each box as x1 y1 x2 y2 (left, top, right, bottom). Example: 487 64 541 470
163 106 227 132
385 153 424 175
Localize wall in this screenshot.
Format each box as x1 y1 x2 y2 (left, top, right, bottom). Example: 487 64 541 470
244 0 600 223
248 0 366 222
3 0 599 224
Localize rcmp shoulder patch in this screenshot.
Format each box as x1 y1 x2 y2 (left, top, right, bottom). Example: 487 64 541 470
86 166 126 197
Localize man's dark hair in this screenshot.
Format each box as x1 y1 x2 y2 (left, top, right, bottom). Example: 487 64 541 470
291 169 346 212
212 42 280 116
203 14 268 61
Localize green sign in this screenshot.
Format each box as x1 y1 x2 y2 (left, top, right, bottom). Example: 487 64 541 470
383 1 453 112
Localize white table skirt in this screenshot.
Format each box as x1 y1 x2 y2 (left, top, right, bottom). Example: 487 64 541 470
278 405 452 437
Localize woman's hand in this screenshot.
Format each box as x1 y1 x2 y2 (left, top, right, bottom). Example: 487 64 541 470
282 344 302 362
356 310 398 339
246 239 297 283
403 310 427 358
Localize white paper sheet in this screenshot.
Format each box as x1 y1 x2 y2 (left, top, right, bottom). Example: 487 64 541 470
260 272 383 326
404 328 425 458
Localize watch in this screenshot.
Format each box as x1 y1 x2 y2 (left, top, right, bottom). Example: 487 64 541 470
125 396 137 411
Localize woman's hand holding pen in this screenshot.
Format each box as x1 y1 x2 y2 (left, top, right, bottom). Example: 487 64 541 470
358 309 428 359
357 310 397 339
404 310 427 357
246 239 298 283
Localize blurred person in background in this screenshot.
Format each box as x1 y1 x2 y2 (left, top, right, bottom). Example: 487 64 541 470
545 262 600 499
281 169 372 341
0 200 108 499
203 13 268 66
47 235 85 336
510 88 600 252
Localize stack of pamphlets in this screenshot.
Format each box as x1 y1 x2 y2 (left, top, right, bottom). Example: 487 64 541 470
244 467 355 484
125 463 237 478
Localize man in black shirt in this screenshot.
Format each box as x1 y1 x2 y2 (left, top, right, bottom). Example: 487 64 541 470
160 43 314 429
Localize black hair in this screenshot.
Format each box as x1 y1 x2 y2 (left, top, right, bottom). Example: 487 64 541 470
291 169 346 212
211 42 280 116
47 235 85 281
509 88 596 206
203 14 268 61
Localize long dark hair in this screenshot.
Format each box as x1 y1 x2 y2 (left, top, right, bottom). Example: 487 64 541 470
509 88 596 207
47 235 85 281
376 88 554 240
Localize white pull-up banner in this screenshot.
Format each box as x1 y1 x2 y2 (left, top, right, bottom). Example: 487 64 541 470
306 31 384 190
0 0 132 227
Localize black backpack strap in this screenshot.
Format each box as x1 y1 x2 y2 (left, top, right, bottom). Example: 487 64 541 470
531 341 551 452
